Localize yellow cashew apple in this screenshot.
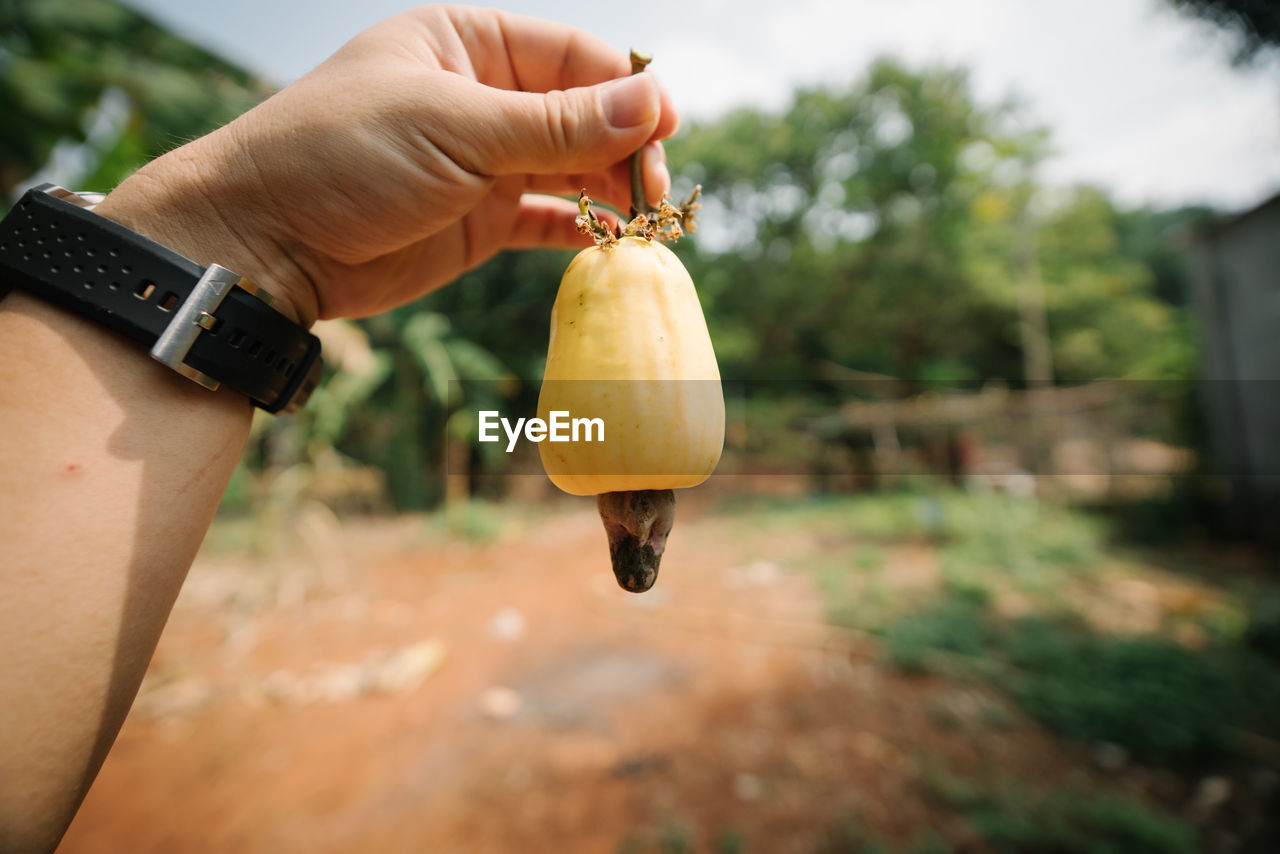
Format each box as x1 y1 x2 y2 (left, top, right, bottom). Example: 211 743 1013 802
537 195 723 592
537 236 724 495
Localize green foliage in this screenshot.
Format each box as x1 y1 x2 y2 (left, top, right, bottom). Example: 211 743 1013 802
670 59 1050 385
768 490 1279 763
1 0 271 194
1005 618 1242 760
937 490 1103 596
814 784 1189 854
1036 188 1195 380
884 585 991 671
918 758 1194 853
878 588 1275 762
670 58 1192 388
657 817 694 854
967 787 1196 854
813 814 890 854
713 828 748 854
436 499 508 543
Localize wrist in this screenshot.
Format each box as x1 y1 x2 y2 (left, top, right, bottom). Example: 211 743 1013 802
92 138 318 328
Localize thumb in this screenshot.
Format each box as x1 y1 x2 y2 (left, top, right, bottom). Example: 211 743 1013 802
460 73 662 176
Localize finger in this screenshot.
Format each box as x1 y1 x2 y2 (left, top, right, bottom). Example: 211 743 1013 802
505 194 621 250
641 141 671 208
446 72 663 177
442 7 680 140
525 173 632 213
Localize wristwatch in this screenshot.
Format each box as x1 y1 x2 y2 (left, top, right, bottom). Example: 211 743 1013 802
0 183 322 414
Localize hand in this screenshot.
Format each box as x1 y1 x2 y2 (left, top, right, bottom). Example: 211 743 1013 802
93 4 679 324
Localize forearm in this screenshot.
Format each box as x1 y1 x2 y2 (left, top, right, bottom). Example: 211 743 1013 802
0 157 269 852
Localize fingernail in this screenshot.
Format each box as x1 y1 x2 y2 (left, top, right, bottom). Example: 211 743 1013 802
603 74 657 129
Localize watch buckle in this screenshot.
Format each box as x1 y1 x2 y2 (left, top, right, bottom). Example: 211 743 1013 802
150 264 257 391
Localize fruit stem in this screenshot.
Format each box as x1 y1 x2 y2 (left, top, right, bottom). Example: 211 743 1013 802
628 49 653 218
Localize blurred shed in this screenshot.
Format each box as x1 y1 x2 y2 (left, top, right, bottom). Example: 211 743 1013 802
1189 192 1280 528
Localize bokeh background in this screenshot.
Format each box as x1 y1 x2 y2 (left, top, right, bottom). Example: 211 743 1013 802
4 1 1280 852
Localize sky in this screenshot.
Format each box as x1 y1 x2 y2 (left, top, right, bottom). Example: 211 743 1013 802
121 0 1280 212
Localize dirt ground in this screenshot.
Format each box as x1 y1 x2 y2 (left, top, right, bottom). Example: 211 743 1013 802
59 496 1119 853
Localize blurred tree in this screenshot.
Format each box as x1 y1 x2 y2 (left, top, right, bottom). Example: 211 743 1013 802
341 307 519 508
669 58 1050 386
1113 204 1215 306
1165 0 1280 63
0 0 271 196
668 59 1196 389
1035 187 1195 381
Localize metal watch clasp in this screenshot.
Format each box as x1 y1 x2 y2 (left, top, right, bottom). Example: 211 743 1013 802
149 264 273 391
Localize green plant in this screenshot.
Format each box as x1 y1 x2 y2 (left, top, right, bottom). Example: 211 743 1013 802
968 788 1196 854
1006 619 1243 761
438 499 509 543
813 814 890 854
883 585 991 672
877 583 1274 762
657 817 694 854
938 491 1102 597
714 827 748 854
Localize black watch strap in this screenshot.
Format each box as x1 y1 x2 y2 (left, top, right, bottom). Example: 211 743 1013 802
0 184 321 413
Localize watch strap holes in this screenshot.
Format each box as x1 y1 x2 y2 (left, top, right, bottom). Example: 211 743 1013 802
282 361 296 378
228 329 245 348
135 281 156 300
159 292 179 312
263 348 277 365
247 339 262 356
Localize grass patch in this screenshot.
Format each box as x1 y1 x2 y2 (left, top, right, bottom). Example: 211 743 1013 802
768 490 1279 763
969 788 1196 854
434 498 512 543
1003 618 1246 760
919 761 1196 854
883 585 992 672
935 490 1103 599
876 586 1280 763
814 779 1192 854
768 489 1106 632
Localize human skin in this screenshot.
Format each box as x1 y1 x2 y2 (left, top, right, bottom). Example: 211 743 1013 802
0 6 677 851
